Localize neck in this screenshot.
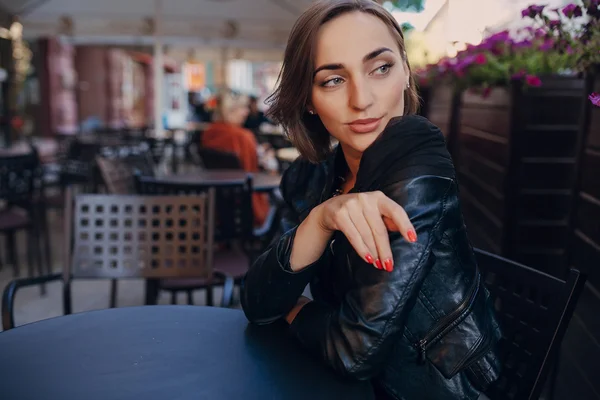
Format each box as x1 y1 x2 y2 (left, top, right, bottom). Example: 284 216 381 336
340 143 361 183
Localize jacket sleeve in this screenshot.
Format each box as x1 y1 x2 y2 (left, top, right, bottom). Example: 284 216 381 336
288 176 454 380
240 164 330 325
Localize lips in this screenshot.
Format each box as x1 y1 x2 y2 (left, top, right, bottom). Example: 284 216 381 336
347 117 383 134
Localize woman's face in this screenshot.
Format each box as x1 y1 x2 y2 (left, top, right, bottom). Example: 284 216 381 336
311 12 409 159
226 104 250 125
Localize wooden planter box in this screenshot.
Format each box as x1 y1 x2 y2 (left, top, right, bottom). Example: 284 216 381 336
454 76 587 277
418 84 461 156
570 71 600 281
555 70 600 398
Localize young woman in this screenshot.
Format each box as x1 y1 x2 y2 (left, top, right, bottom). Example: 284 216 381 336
241 1 501 399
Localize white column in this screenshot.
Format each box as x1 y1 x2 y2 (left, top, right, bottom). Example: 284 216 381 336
153 0 165 138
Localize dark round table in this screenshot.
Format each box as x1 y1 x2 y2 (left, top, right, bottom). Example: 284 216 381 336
159 170 281 192
0 306 373 400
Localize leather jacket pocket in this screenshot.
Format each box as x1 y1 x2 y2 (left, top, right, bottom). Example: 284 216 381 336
415 271 496 380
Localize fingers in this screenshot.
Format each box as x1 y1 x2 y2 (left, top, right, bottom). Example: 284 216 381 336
377 193 417 244
334 208 375 266
346 199 381 269
360 194 394 271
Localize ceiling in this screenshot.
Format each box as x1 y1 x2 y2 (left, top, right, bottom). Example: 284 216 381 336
0 0 314 49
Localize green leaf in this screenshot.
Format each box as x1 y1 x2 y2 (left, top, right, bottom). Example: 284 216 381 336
389 0 426 12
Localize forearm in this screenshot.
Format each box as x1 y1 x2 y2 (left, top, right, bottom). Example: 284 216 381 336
290 205 334 272
241 216 330 325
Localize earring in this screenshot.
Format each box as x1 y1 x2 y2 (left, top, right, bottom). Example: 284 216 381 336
406 81 410 89
308 110 315 115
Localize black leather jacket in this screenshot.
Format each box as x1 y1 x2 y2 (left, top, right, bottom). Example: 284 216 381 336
241 116 502 400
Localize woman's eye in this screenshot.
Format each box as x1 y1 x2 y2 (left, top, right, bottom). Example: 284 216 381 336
321 77 344 87
372 63 393 75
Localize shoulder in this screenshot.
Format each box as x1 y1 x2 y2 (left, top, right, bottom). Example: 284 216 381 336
238 127 257 143
381 175 459 236
382 175 455 207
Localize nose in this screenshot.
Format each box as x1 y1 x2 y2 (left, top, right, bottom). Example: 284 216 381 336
348 77 374 112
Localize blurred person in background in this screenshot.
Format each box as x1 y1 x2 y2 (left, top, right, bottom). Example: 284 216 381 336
243 95 271 132
201 92 271 226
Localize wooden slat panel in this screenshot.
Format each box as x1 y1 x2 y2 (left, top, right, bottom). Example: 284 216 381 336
516 193 571 220
514 225 570 249
519 162 576 190
554 353 600 400
572 231 600 290
460 107 510 138
521 129 580 157
457 149 506 189
575 194 600 245
560 313 600 396
459 126 509 167
580 150 600 200
457 169 505 220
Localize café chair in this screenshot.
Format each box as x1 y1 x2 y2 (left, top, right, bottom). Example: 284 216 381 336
136 175 263 306
473 249 585 400
2 189 233 330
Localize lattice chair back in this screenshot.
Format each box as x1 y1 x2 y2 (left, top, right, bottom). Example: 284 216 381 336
0 151 42 206
136 176 253 244
64 189 216 282
96 156 136 195
473 249 585 400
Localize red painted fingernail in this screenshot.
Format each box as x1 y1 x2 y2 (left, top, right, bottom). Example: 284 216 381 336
375 259 383 270
407 230 417 243
384 259 394 271
365 253 374 264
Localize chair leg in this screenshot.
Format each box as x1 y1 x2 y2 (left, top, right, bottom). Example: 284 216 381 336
26 229 35 279
144 279 160 305
186 290 194 305
109 279 118 308
63 281 73 315
31 225 46 296
6 231 19 277
40 206 53 275
171 291 177 305
205 286 214 307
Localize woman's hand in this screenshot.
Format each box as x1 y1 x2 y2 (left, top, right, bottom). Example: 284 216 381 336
316 191 416 272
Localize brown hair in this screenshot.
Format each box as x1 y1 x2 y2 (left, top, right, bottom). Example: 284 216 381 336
265 0 420 163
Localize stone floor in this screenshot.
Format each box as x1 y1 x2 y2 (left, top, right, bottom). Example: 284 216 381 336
0 207 231 332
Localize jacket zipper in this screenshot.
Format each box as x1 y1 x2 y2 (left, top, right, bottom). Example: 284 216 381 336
415 269 481 364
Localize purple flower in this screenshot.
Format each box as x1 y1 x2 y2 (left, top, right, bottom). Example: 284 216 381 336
548 19 561 28
526 75 542 87
512 70 527 80
590 92 600 107
522 4 546 18
562 4 583 17
539 38 555 51
487 30 511 43
513 39 533 49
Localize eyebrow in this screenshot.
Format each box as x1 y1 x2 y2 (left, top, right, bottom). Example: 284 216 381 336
313 47 393 77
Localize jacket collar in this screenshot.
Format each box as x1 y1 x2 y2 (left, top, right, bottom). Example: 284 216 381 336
320 115 453 196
